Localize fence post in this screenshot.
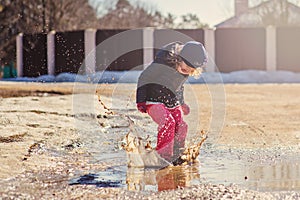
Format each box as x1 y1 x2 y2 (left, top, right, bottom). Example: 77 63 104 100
47 30 55 75
84 29 96 74
204 28 216 72
16 33 23 77
266 26 277 71
143 27 154 69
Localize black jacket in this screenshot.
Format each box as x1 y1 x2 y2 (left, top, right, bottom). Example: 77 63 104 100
136 42 188 108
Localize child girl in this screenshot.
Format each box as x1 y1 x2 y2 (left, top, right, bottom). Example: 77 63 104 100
136 41 208 164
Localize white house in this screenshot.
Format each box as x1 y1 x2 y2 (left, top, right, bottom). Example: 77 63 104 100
217 0 300 27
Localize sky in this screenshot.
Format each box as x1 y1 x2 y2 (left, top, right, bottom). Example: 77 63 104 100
90 0 300 27
89 0 235 27
136 0 300 27
137 0 235 27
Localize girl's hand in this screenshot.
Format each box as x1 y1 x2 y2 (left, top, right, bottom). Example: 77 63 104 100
181 103 190 115
137 102 147 113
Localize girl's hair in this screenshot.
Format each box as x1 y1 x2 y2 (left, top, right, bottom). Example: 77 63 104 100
165 43 184 66
190 67 203 79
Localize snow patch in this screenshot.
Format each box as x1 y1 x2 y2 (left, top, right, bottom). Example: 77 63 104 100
2 70 300 84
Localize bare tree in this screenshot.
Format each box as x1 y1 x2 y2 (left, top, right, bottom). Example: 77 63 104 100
176 13 209 29
0 0 98 65
0 0 38 65
96 0 176 29
94 0 209 29
44 0 98 32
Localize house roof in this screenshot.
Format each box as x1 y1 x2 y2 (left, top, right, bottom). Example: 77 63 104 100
216 0 300 27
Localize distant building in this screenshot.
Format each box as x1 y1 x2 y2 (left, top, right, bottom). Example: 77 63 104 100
216 0 300 27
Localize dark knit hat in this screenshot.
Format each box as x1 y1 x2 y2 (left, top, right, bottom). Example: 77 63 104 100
179 41 208 68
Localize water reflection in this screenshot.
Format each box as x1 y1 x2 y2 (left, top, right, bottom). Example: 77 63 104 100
246 161 300 191
200 154 300 191
126 164 200 191
69 164 201 192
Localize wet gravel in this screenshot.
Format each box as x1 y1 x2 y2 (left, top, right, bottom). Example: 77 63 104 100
2 180 300 200
115 184 300 200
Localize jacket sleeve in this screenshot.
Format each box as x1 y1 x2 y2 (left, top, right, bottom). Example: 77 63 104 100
176 85 185 105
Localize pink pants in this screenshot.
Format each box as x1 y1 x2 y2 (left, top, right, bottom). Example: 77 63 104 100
146 104 188 161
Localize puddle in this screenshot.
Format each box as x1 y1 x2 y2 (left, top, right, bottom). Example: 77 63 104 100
200 147 300 192
70 146 300 192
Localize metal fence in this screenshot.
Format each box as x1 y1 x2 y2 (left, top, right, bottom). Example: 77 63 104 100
16 27 300 77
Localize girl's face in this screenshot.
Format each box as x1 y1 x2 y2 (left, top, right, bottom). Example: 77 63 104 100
176 61 195 76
